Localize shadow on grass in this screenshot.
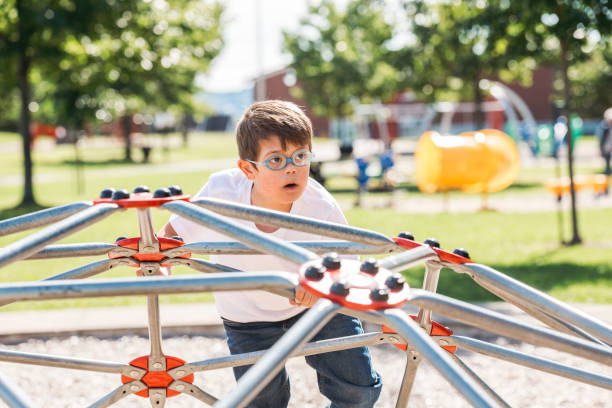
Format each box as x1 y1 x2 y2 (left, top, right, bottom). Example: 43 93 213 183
402 262 612 302
58 158 142 168
327 181 541 195
0 203 49 221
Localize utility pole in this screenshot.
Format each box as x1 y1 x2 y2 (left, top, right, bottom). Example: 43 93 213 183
254 0 266 101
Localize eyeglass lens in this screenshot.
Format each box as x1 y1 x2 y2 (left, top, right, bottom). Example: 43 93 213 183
266 150 312 170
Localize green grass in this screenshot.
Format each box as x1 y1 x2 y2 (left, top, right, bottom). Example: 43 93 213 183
1 131 611 311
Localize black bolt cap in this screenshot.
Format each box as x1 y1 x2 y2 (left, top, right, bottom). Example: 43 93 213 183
370 288 390 302
153 187 171 198
424 238 440 248
398 231 415 240
304 265 325 281
115 236 127 242
171 236 184 242
360 258 379 275
168 185 183 196
322 252 341 270
111 189 130 200
133 185 150 194
100 188 115 199
385 273 405 291
330 280 350 297
453 248 470 259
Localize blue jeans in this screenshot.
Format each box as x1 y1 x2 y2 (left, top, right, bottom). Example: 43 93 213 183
222 312 382 408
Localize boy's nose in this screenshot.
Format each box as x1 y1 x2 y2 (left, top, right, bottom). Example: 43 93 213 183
284 163 297 174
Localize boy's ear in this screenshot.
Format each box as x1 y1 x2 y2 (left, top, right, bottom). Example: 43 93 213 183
237 159 257 180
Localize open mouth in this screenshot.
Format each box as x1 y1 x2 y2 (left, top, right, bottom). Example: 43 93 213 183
283 183 299 190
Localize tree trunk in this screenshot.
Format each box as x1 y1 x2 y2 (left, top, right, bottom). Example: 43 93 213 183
473 75 485 129
122 114 132 162
17 50 35 206
560 39 581 245
181 114 189 147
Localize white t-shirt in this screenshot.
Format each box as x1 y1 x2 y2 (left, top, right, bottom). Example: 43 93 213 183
169 168 351 323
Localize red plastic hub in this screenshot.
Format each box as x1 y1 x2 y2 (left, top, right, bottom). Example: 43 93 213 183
93 192 191 208
121 355 194 398
299 259 409 311
382 316 457 354
109 237 191 266
393 237 472 265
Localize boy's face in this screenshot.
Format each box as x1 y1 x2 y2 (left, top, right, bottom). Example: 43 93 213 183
238 135 311 211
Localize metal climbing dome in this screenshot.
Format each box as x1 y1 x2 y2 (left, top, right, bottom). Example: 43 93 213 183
0 185 610 407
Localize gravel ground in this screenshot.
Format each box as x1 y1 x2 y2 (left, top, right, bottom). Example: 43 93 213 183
0 328 610 408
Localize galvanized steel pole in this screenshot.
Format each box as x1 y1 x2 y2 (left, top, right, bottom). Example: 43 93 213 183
383 309 500 408
0 201 92 237
0 203 119 269
192 197 395 247
163 200 318 265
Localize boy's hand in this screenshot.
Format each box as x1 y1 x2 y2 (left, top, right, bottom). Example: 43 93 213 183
290 286 319 308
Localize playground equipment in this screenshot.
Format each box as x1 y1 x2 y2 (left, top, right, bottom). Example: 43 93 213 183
546 174 609 198
415 129 520 194
351 81 537 146
0 186 610 407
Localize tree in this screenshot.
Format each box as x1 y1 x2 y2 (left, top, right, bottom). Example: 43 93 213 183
0 0 223 206
568 47 612 118
401 0 539 128
284 0 400 119
0 0 135 206
39 0 223 160
483 0 612 244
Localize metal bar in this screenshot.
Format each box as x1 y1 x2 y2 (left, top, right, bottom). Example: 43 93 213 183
382 309 500 408
394 350 420 408
215 299 340 408
0 259 126 309
167 258 296 300
88 381 147 408
137 208 158 252
455 263 612 345
0 203 119 269
0 349 129 374
0 201 92 237
147 295 165 371
44 259 117 281
406 290 612 364
192 197 395 247
447 335 612 390
416 262 442 332
0 272 299 302
163 200 318 265
340 307 388 326
378 246 437 272
172 332 394 374
169 381 217 405
449 353 512 408
166 257 242 273
469 277 608 345
0 370 36 408
149 388 166 407
542 312 610 347
25 243 118 260
164 241 396 257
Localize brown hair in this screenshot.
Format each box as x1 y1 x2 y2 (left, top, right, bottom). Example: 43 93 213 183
236 100 313 160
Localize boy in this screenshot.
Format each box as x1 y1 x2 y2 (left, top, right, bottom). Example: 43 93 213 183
159 100 381 407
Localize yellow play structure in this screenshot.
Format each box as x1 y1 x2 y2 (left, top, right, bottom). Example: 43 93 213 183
415 129 520 194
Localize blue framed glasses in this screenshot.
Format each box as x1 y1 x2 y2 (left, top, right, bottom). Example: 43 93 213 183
246 149 314 171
